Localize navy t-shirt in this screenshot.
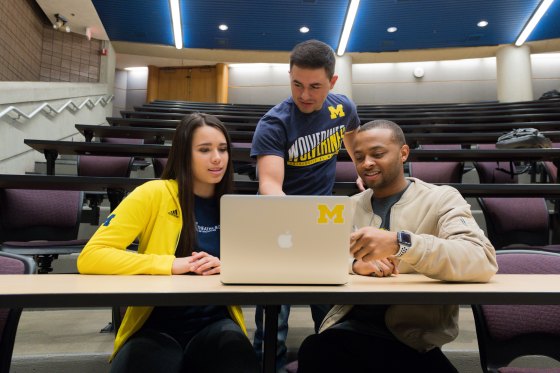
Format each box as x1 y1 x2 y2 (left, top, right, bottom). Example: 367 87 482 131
144 195 228 340
193 195 220 256
250 93 360 195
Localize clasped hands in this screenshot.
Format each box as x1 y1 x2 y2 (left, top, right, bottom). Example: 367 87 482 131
350 227 399 277
172 251 221 275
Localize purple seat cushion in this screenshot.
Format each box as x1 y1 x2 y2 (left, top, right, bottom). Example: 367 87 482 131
483 253 560 341
0 189 80 229
285 360 299 373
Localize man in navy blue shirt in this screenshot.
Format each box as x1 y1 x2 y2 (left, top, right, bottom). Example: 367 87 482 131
250 39 361 371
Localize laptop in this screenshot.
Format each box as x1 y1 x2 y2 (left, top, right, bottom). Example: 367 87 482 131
220 195 352 285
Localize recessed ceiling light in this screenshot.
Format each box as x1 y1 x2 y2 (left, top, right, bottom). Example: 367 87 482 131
387 26 398 33
477 20 488 28
299 26 310 33
219 24 228 31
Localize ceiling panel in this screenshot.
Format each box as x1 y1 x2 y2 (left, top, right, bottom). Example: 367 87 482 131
91 0 560 53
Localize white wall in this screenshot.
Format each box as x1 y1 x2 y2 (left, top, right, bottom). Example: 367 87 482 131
0 83 113 174
352 58 498 105
125 69 148 110
0 41 116 174
531 53 560 99
113 70 127 117
226 53 560 105
228 64 291 104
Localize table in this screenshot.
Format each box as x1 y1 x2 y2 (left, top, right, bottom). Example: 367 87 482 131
74 124 560 147
105 116 560 134
120 110 262 123
23 140 253 175
75 124 253 144
24 139 560 175
400 121 560 133
359 112 560 124
2 174 560 198
1 273 560 373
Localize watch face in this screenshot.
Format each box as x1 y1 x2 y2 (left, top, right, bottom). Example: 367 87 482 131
399 231 412 246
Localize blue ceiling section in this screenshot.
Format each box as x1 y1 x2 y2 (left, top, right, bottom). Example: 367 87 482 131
527 0 560 42
92 0 175 45
180 0 347 51
348 0 544 52
91 0 560 53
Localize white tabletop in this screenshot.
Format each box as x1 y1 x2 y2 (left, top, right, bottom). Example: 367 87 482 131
1 273 559 308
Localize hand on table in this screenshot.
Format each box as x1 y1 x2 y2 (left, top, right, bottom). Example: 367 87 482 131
172 251 221 275
353 257 399 277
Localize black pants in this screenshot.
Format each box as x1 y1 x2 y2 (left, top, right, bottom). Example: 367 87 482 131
297 328 458 373
110 318 260 373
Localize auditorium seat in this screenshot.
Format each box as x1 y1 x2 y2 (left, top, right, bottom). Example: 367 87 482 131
474 144 519 184
474 143 559 250
542 143 559 183
152 157 168 178
0 252 36 373
477 197 558 251
472 250 560 372
335 161 358 182
0 189 87 273
78 155 135 219
408 144 464 183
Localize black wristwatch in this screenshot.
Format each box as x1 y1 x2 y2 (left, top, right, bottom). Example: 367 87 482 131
395 231 412 257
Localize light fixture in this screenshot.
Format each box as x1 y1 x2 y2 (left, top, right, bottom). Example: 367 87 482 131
515 0 554 47
219 24 228 31
169 0 183 49
477 20 488 28
52 14 71 33
124 67 148 71
299 26 310 33
387 26 397 33
337 0 360 56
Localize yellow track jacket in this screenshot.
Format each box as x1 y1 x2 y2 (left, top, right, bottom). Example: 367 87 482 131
77 179 247 360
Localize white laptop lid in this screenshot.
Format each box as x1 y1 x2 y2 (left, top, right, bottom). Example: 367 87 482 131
220 195 352 285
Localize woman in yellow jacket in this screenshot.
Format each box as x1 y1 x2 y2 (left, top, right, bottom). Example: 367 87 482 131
78 113 260 373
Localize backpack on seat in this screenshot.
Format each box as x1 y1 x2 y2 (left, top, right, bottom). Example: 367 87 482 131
496 128 552 149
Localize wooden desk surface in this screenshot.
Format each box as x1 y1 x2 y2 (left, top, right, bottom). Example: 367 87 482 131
73 125 560 146
107 117 259 131
121 110 262 123
105 116 560 134
359 112 560 124
24 139 560 164
75 124 253 143
1 274 559 308
401 121 560 133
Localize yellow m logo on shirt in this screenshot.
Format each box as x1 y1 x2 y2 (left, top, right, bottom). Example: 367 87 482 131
328 104 345 119
317 204 345 224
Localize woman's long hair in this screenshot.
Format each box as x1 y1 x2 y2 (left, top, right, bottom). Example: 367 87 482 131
161 113 234 257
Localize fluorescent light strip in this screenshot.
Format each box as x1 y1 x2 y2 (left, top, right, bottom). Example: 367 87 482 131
337 0 360 56
515 0 554 46
169 0 183 49
124 67 148 71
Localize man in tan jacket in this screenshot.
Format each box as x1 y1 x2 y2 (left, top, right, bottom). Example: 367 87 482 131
297 120 498 373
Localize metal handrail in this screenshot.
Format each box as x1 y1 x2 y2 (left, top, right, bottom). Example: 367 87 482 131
0 95 114 120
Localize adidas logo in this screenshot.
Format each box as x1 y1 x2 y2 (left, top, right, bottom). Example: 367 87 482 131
168 209 179 218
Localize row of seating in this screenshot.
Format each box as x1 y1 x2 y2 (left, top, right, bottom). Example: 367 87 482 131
2 99 560 372
147 97 560 114
123 108 560 125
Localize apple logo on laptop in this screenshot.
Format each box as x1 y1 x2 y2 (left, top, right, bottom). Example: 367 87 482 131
277 231 293 249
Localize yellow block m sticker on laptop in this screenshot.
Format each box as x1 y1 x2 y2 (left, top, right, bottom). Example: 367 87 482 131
328 104 345 119
317 204 345 224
